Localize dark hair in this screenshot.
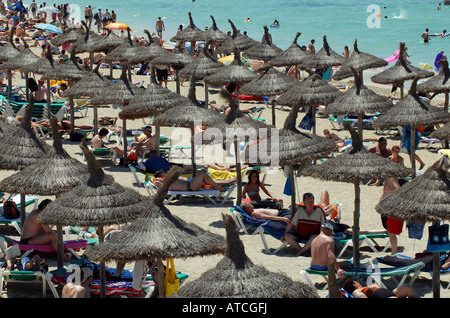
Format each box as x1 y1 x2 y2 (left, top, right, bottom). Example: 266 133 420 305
154 170 164 178
99 128 109 137
378 137 387 143
247 170 260 185
342 277 357 294
38 199 52 210
302 192 314 202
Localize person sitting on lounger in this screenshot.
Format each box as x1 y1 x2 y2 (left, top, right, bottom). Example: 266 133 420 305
239 201 291 224
91 127 124 155
130 125 156 156
153 170 236 192
342 276 419 298
62 267 93 298
20 199 57 253
243 170 283 208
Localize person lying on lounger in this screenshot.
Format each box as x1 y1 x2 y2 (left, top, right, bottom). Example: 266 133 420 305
342 276 419 298
153 170 236 192
239 201 291 224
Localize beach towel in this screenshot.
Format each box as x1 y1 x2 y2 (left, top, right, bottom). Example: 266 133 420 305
299 108 315 131
435 52 444 72
406 221 425 240
283 176 291 196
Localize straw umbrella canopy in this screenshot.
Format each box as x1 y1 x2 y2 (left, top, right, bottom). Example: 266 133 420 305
128 29 169 65
202 15 229 43
119 68 190 155
301 35 346 70
326 69 393 137
1 39 41 101
417 58 450 148
0 118 90 268
151 42 194 94
240 66 297 126
268 32 313 78
375 156 450 298
373 78 450 175
84 166 226 297
242 26 283 62
60 62 113 134
87 29 125 78
40 47 88 134
203 46 258 105
70 22 103 69
90 67 143 165
0 28 20 98
371 43 434 98
0 116 19 134
332 39 388 81
154 76 223 176
301 122 412 267
178 40 224 105
50 27 82 47
170 12 205 46
0 98 49 226
215 19 258 56
431 122 450 142
38 138 149 297
201 88 273 205
172 214 319 298
277 73 342 134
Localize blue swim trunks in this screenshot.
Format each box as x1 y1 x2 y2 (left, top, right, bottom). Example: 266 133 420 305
310 264 328 271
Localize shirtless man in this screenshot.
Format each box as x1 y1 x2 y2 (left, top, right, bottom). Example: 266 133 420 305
310 222 350 276
422 28 429 43
62 267 93 298
85 5 94 29
155 17 165 39
153 170 236 192
30 0 38 18
130 125 155 156
239 202 291 224
19 199 57 252
308 39 316 54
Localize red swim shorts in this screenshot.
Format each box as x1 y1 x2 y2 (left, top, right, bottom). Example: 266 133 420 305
387 217 404 235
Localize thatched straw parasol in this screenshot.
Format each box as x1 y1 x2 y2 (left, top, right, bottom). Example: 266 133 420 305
50 27 82 47
128 29 169 65
38 138 148 296
370 42 434 98
301 35 346 69
203 46 258 105
40 47 88 133
431 122 450 141
171 214 319 298
375 156 450 298
326 69 393 137
301 122 411 267
417 58 450 148
170 12 205 46
154 76 223 175
90 67 143 165
0 28 21 98
268 32 312 78
178 40 224 105
214 19 258 56
242 26 283 62
0 98 49 227
103 27 140 72
0 118 90 268
332 39 388 81
84 166 226 297
201 88 273 205
277 73 342 134
202 15 229 43
245 102 337 211
61 62 112 133
239 66 297 126
70 22 103 70
119 68 189 155
1 38 41 101
373 78 450 175
151 43 194 94
0 116 19 134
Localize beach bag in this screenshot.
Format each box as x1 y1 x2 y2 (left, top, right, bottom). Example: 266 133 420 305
427 223 450 252
3 200 19 219
298 108 315 131
164 258 180 297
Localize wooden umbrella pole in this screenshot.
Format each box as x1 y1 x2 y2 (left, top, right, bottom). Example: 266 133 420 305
157 259 165 298
411 124 416 179
353 181 361 268
93 105 98 135
176 68 180 94
46 80 51 119
432 248 441 298
358 113 363 138
25 73 29 102
271 99 276 127
122 118 128 166
234 138 242 206
7 69 12 98
98 226 106 298
190 126 197 177
289 165 296 214
204 83 209 106
155 124 161 157
56 225 64 269
236 83 240 106
445 94 449 149
20 193 26 230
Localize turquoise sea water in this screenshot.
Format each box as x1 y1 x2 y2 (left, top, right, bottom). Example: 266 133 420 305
25 0 449 68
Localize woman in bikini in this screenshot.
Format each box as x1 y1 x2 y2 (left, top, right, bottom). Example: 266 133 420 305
242 170 282 206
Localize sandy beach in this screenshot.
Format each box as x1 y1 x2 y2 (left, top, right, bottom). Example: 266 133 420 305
0 42 448 300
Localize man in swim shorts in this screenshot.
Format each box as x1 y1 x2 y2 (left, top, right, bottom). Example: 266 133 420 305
155 17 165 39
422 28 429 43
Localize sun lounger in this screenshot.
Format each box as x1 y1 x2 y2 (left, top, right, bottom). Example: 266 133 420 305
335 232 391 257
230 206 269 235
87 146 118 165
0 269 59 298
420 136 445 149
300 260 425 291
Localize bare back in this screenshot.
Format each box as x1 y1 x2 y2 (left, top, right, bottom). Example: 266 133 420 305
21 209 45 240
311 233 335 268
62 283 90 298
